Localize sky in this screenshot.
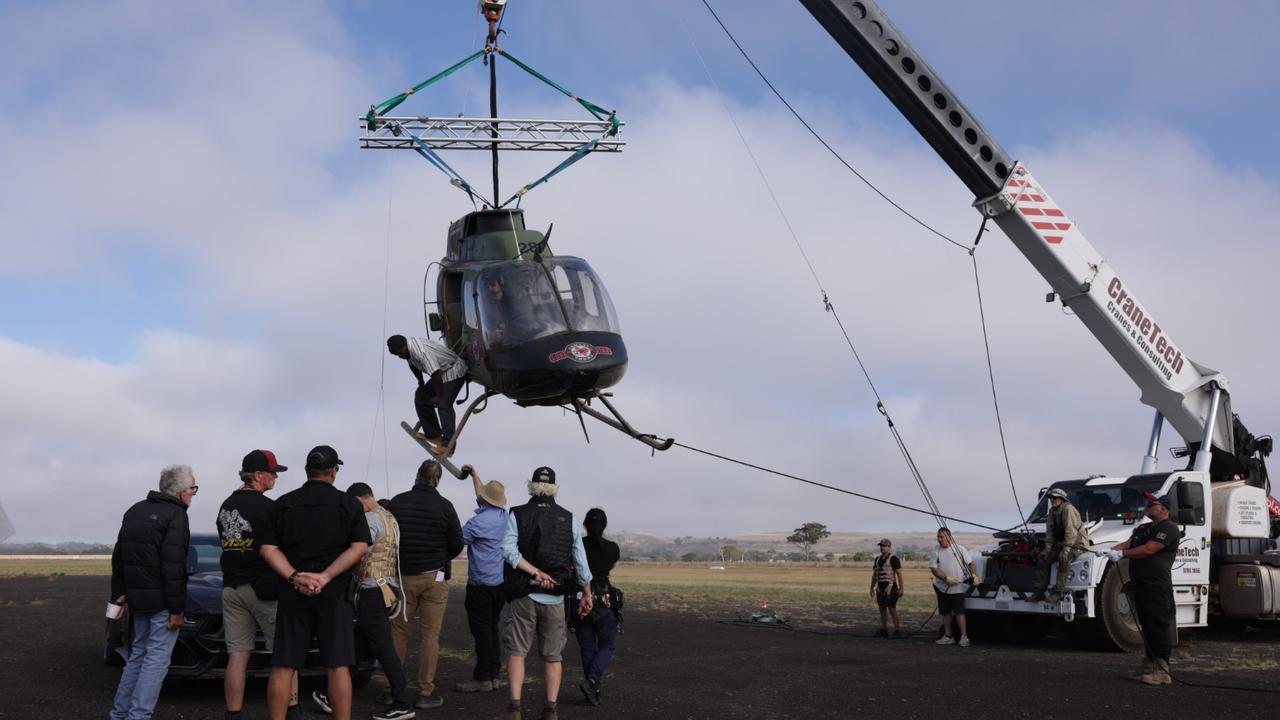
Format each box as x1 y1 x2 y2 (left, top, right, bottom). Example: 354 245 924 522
2 0 1278 543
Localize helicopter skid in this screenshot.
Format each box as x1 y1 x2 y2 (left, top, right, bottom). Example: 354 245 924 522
400 421 473 479
569 395 674 452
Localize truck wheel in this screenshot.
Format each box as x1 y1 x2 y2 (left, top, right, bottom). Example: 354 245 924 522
1095 564 1144 653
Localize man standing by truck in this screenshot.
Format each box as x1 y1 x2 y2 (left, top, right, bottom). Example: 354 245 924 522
1106 492 1181 686
869 538 904 638
1032 488 1088 602
929 527 977 647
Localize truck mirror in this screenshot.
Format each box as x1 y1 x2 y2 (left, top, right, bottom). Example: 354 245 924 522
429 313 444 332
1174 481 1206 526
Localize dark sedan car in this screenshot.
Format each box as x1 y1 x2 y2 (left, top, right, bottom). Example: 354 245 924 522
105 533 374 685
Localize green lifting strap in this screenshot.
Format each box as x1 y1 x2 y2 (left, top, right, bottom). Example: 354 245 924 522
365 49 487 130
496 50 620 136
498 137 599 208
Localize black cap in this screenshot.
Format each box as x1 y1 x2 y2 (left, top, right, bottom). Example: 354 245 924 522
242 449 288 474
1143 491 1171 509
531 466 556 484
305 445 344 472
346 482 373 498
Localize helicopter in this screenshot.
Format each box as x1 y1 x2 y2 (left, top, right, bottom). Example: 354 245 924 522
360 1 671 477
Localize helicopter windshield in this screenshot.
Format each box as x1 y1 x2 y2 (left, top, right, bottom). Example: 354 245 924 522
476 258 621 349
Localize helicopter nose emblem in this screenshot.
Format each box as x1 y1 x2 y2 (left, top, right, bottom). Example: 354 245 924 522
549 342 613 364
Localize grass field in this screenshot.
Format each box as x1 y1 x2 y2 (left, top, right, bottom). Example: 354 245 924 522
0 558 940 611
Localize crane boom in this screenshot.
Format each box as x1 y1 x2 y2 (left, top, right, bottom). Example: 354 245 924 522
796 0 1271 478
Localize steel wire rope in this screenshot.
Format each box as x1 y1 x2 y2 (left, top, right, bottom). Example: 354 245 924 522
364 183 395 497
699 0 967 252
679 5 956 532
968 219 1029 531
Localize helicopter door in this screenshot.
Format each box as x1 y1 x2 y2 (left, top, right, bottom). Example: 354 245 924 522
441 272 464 344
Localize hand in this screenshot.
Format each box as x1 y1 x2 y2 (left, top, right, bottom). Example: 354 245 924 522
945 576 959 586
114 595 126 605
167 613 184 629
1104 550 1123 562
461 464 475 478
869 587 876 598
295 572 327 595
533 570 555 590
579 591 594 618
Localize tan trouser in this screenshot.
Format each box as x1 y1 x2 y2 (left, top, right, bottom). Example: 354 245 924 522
391 572 449 697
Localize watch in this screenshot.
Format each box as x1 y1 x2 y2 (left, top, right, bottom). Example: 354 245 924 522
288 570 299 585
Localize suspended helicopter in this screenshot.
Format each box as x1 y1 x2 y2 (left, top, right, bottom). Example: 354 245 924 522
359 0 672 478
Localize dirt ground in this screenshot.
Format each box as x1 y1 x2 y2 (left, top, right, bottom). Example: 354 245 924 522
2 576 1279 719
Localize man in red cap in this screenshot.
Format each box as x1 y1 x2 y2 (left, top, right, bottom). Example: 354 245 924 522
1106 491 1181 685
217 450 302 720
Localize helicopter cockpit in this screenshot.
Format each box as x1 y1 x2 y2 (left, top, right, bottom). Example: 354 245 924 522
474 257 621 350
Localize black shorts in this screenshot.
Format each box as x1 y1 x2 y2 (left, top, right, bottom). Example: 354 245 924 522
934 587 966 615
271 595 356 668
875 585 900 609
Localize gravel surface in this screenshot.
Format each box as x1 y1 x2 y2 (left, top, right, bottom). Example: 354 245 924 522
2 576 1278 719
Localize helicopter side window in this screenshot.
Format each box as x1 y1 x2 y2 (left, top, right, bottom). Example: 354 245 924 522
463 279 478 329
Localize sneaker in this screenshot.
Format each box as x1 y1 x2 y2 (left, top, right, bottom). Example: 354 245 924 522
454 679 493 693
374 705 417 720
285 705 307 720
891 629 903 639
958 636 971 647
935 635 956 646
414 695 445 710
578 679 600 707
1140 669 1172 686
874 628 888 638
312 690 333 715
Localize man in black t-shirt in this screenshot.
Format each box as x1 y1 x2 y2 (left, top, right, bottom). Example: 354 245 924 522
260 446 371 720
217 449 302 720
869 538 904 638
1107 491 1182 686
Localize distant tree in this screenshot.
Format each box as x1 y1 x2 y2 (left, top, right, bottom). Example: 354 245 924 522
823 552 835 562
853 551 873 562
681 551 699 563
721 545 741 563
786 522 831 561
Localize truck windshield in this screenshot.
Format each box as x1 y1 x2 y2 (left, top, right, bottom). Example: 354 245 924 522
1026 479 1167 524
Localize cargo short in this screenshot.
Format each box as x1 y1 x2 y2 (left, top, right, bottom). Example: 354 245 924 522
222 583 278 654
501 596 567 661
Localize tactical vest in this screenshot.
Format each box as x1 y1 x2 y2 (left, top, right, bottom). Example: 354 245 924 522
504 497 574 600
361 506 400 582
874 554 897 587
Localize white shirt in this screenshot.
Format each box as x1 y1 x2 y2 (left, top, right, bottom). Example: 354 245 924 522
407 337 468 383
929 542 974 594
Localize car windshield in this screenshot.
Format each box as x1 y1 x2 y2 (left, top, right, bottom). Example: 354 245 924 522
188 536 222 574
1026 478 1166 524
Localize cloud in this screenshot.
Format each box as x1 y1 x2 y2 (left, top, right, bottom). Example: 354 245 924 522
2 3 1276 543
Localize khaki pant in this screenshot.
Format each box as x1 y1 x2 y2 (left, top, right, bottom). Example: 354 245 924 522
1035 545 1083 592
391 572 449 697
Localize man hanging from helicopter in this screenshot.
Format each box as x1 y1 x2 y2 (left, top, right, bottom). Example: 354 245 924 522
387 334 469 455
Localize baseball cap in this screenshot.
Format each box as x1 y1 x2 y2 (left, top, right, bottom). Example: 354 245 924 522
305 445 344 472
531 466 556 484
1142 491 1170 509
242 449 287 474
876 538 892 547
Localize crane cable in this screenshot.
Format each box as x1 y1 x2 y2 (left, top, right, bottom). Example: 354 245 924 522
679 2 956 532
698 0 1029 532
364 182 394 498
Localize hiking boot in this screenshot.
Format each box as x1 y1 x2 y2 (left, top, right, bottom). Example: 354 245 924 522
539 706 559 720
891 629 903 639
454 679 494 693
415 695 445 709
374 705 417 720
503 707 523 720
579 678 600 706
874 628 889 638
935 635 956 646
312 690 332 715
958 635 971 647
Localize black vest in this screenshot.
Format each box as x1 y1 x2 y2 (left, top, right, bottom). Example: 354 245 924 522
504 496 574 600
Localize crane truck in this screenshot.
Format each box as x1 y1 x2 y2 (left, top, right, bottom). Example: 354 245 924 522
799 0 1276 651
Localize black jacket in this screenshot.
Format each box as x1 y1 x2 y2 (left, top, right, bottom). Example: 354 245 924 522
389 485 463 578
110 491 191 614
505 497 575 600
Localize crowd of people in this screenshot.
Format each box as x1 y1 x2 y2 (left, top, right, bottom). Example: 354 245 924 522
107 449 622 720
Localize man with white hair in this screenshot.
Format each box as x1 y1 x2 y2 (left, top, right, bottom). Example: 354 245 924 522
109 464 197 720
500 466 593 720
